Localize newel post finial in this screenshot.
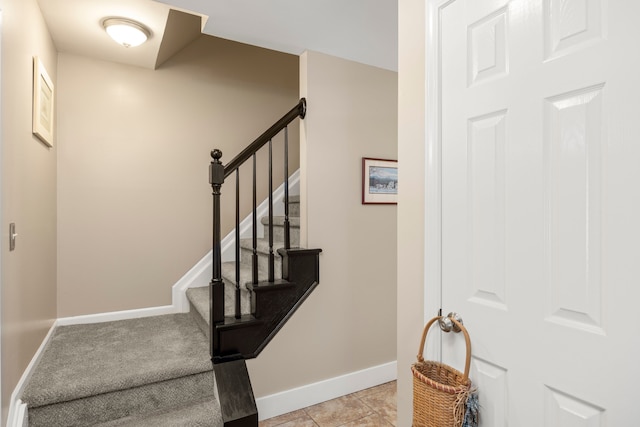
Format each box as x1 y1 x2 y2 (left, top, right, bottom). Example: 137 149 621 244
209 150 224 192
211 149 223 162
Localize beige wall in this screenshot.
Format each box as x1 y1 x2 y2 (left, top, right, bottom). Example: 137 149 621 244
0 0 58 423
56 36 299 317
397 0 427 424
246 50 397 397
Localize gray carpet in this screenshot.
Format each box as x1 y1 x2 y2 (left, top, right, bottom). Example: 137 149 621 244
21 314 220 426
94 397 222 427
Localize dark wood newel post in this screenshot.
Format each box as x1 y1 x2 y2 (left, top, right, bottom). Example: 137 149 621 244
209 149 225 353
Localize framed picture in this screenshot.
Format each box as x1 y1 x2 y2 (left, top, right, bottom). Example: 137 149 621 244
362 157 398 204
32 56 54 147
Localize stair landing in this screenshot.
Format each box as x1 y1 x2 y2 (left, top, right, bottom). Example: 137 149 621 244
21 314 220 427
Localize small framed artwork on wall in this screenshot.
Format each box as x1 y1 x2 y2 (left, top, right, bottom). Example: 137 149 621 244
362 157 398 205
32 56 54 147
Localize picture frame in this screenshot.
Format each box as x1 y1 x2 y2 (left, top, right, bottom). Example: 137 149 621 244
362 157 398 204
32 56 54 147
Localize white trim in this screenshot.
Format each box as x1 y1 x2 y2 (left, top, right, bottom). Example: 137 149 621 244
16 401 27 427
6 322 56 427
9 400 27 427
172 169 300 312
172 251 212 312
0 9 4 421
256 361 397 421
56 305 176 326
424 0 452 362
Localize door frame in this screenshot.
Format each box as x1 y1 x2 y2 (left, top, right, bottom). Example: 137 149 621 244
0 8 4 415
0 8 4 418
423 0 453 361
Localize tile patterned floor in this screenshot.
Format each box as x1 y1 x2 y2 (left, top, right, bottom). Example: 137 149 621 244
259 381 396 427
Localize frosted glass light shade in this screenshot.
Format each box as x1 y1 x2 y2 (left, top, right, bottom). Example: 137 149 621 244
103 18 150 48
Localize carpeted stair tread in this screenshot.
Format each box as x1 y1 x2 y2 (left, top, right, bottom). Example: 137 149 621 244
27 372 215 427
22 314 212 408
261 216 301 243
222 260 283 285
239 237 290 254
261 216 300 227
94 396 222 427
286 195 300 216
186 264 253 324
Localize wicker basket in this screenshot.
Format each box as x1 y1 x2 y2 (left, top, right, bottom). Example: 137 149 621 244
412 316 472 427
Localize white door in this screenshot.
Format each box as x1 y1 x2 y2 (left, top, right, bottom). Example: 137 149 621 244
433 0 640 425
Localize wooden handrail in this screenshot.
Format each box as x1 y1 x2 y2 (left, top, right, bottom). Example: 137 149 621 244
223 98 306 178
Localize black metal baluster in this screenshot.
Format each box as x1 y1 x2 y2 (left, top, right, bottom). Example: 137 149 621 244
268 139 275 283
283 126 291 250
252 154 258 285
209 150 225 357
235 169 241 319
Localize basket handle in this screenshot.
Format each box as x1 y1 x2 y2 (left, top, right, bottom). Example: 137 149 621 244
416 315 472 380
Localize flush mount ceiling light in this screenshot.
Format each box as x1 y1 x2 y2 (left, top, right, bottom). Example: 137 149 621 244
103 18 150 48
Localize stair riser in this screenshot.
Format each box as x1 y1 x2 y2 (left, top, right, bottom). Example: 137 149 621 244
239 247 284 279
188 301 211 340
94 398 220 426
28 373 215 427
223 280 251 318
263 226 300 245
288 202 300 218
188 285 252 335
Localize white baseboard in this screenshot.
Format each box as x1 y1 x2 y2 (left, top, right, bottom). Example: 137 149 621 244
6 322 57 427
7 399 27 427
16 401 27 427
172 250 212 312
56 305 176 326
255 360 397 421
171 251 213 313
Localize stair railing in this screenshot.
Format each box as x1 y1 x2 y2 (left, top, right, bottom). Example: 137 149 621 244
208 98 307 356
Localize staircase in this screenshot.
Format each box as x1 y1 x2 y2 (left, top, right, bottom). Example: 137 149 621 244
19 99 322 427
186 195 301 335
204 98 322 426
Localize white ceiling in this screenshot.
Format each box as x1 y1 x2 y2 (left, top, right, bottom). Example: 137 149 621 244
158 0 398 71
38 0 398 72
